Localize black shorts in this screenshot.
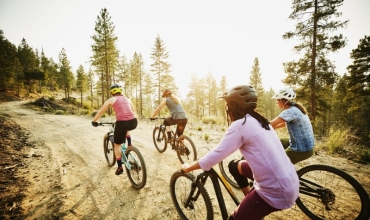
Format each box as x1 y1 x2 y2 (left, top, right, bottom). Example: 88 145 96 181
113 118 138 144
163 117 187 136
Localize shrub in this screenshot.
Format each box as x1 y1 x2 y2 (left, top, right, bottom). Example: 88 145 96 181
48 96 55 102
324 126 358 154
197 126 202 131
204 133 210 141
55 110 65 115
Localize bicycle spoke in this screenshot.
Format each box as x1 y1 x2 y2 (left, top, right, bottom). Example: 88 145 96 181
297 167 364 219
171 173 212 219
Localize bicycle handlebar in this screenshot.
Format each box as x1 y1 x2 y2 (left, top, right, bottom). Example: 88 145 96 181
98 122 115 126
150 117 166 120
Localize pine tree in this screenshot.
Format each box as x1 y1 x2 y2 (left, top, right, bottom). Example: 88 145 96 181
91 8 119 106
150 35 172 107
346 36 370 143
76 65 87 107
58 48 74 101
283 0 348 122
249 58 265 111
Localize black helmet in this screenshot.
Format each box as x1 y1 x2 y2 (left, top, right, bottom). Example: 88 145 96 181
220 85 257 109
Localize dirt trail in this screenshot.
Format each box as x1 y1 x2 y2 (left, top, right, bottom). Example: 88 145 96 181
1 100 369 219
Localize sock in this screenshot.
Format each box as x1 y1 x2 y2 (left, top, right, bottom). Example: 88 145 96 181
117 158 122 168
126 135 131 145
167 132 172 139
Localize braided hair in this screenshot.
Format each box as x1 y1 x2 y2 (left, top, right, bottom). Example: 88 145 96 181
227 101 270 130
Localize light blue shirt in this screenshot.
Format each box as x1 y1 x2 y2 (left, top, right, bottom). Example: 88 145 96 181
279 106 315 152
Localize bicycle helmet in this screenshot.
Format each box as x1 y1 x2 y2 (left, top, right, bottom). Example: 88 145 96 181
110 84 122 95
219 85 257 109
162 89 172 97
271 87 296 100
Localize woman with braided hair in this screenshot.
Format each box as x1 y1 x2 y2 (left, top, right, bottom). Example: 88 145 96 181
181 85 299 220
270 87 315 164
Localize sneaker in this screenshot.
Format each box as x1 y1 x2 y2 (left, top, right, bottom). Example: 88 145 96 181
115 167 124 175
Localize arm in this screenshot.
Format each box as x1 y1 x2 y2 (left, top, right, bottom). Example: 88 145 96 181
181 162 201 173
270 116 286 130
151 98 167 118
92 98 113 122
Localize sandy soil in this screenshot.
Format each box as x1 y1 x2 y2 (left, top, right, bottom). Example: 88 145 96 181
0 99 369 220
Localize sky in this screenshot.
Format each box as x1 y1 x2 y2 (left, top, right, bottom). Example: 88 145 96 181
0 0 369 98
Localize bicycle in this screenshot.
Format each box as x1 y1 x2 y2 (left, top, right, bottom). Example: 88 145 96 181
100 122 147 190
170 163 370 220
151 117 197 164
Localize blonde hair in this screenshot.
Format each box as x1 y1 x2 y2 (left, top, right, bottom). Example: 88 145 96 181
170 94 181 105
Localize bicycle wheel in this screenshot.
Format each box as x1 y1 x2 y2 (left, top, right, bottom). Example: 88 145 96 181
218 152 244 189
103 134 116 167
176 135 197 164
153 126 167 153
124 145 147 190
296 164 370 220
169 171 214 220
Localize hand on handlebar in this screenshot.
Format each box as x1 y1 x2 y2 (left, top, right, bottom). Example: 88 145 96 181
181 163 190 173
91 121 99 127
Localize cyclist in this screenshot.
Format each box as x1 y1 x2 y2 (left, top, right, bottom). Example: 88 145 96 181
150 89 188 147
181 85 299 220
92 84 138 175
270 87 315 164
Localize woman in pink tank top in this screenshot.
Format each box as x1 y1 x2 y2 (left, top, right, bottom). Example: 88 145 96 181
92 84 138 175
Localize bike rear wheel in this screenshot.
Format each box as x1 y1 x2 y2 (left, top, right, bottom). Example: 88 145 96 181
124 145 147 190
153 126 167 153
296 164 370 220
176 135 197 164
169 171 214 220
103 134 116 167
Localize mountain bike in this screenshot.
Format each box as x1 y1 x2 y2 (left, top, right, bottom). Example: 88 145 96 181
151 117 197 164
100 122 147 190
171 163 370 220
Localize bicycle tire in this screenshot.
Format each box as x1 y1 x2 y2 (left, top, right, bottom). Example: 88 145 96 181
218 153 244 189
219 160 240 189
176 135 197 164
153 126 167 153
103 134 116 167
124 145 147 190
169 171 214 220
296 164 370 220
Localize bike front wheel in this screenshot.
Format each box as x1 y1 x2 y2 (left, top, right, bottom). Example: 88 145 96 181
218 152 244 189
176 135 197 164
296 164 370 220
153 126 167 153
125 145 147 190
169 171 214 220
103 134 116 167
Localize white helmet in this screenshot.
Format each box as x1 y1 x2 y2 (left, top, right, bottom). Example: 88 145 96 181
271 88 296 100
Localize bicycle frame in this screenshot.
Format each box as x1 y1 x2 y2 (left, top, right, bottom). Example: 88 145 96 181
189 167 240 219
104 122 137 170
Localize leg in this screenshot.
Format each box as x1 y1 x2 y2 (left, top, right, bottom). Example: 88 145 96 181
175 118 188 137
228 159 251 195
285 148 314 164
126 130 132 146
232 188 280 219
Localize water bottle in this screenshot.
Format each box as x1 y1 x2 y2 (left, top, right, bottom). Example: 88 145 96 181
109 135 114 143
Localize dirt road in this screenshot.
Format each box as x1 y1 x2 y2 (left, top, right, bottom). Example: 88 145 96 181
1 100 369 219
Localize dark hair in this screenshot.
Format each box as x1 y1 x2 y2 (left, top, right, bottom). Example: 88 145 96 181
227 101 270 130
282 99 308 114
